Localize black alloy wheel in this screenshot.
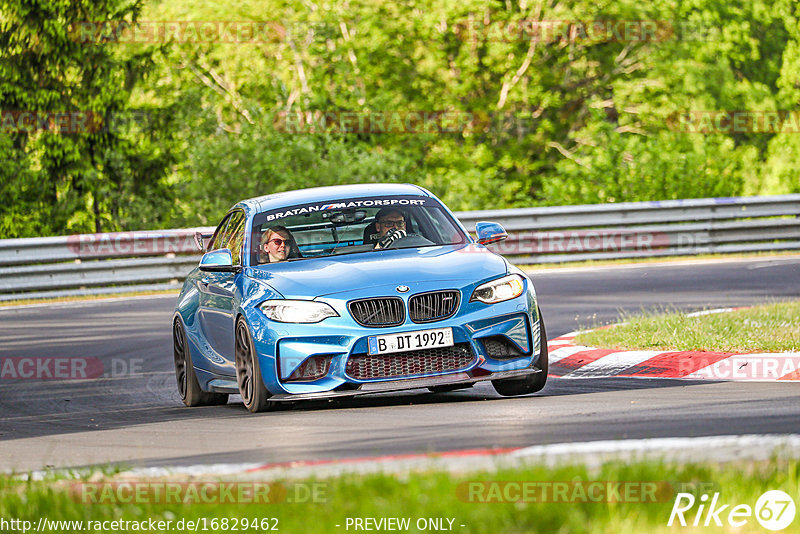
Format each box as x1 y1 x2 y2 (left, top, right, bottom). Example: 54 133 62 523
173 319 228 406
235 317 273 412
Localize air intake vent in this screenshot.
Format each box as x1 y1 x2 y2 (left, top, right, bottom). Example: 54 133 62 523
348 297 405 327
345 344 475 380
482 336 527 359
408 290 460 323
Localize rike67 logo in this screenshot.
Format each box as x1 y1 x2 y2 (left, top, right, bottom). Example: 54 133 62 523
669 490 796 531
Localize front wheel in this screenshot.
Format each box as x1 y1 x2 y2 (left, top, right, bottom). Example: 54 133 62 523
173 319 229 407
235 317 274 413
492 309 548 397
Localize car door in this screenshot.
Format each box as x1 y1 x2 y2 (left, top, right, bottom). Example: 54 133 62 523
198 210 246 365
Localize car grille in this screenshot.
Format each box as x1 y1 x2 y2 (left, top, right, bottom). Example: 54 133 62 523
345 343 475 380
348 297 405 327
408 290 460 323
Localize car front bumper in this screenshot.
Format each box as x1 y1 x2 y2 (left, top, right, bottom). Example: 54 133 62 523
243 284 543 397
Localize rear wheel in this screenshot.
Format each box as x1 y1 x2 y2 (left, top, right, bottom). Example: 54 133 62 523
235 317 273 413
173 319 229 407
492 309 548 397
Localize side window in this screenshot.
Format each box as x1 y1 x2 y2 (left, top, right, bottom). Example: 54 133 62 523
208 214 232 252
225 214 246 266
221 211 244 244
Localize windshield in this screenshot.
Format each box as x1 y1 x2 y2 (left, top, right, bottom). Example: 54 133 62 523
249 196 468 265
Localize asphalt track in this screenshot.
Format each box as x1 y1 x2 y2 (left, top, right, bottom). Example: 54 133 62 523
1 256 799 472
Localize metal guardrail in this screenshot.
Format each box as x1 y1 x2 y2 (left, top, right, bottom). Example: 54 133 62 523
1 195 798 301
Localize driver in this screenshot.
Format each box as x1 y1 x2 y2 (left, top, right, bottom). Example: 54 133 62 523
260 226 296 263
373 208 408 249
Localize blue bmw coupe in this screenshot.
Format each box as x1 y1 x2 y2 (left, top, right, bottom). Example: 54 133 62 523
173 184 547 412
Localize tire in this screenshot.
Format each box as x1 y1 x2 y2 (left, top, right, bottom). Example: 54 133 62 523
235 317 273 413
173 319 229 407
492 308 549 397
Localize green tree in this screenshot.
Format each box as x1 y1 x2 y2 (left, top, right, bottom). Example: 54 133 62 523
0 0 178 237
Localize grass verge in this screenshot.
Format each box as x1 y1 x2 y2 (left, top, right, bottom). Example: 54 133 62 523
574 301 800 353
2 459 798 533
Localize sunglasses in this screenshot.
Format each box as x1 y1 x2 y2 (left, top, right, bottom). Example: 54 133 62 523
266 238 292 247
378 219 406 228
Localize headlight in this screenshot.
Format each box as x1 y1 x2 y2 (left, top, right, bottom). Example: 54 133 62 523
470 274 525 304
259 300 339 323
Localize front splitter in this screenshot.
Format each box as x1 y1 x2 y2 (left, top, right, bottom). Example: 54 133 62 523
267 368 541 402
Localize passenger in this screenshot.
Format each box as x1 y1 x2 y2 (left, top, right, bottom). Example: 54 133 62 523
260 226 296 263
372 208 408 249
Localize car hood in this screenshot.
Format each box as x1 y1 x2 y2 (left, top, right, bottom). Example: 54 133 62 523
245 244 508 299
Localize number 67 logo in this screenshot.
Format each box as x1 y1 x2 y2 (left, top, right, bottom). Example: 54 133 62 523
756 490 796 531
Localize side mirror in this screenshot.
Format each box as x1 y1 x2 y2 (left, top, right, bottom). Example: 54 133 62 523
475 221 508 245
194 231 212 252
199 248 240 273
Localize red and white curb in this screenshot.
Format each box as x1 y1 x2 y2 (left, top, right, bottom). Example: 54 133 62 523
549 316 800 382
28 435 800 481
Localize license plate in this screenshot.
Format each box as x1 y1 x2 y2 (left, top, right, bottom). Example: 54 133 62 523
368 327 454 355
